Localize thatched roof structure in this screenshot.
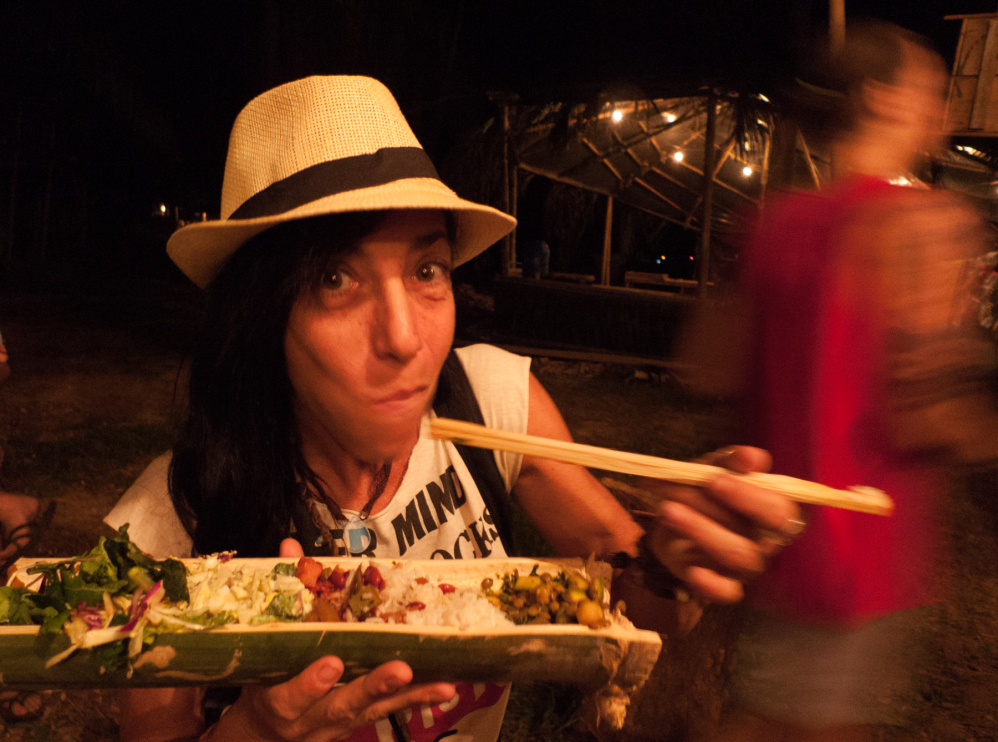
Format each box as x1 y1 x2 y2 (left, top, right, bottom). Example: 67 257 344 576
512 94 773 231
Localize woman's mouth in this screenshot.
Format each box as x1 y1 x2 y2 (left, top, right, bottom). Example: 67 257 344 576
374 386 428 406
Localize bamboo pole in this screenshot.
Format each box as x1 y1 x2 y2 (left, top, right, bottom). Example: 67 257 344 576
501 101 514 275
759 133 772 207
970 19 998 130
699 95 717 298
685 137 737 227
601 196 613 286
510 163 518 269
798 129 822 190
829 0 846 52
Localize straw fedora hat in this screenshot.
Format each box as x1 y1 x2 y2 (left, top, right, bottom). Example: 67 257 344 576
167 75 516 288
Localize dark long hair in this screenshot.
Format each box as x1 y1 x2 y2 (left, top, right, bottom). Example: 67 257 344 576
169 212 387 557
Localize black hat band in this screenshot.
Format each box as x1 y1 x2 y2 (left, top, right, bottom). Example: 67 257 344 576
229 147 441 220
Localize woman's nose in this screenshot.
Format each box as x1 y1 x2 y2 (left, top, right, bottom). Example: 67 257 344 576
373 282 422 361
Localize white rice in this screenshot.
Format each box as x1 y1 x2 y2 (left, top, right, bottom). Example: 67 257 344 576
370 563 513 629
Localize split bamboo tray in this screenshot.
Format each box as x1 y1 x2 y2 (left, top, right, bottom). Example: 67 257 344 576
2 556 661 726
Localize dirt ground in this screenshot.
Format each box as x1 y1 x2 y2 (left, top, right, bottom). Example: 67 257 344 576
1 278 997 741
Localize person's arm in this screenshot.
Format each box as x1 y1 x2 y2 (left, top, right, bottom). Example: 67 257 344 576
511 374 643 559
512 374 801 634
870 193 998 464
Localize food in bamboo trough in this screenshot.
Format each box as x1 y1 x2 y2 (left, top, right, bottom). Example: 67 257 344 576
2 527 617 668
1 526 661 730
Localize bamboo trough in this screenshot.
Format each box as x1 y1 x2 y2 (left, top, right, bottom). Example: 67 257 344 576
428 418 894 516
1 556 661 728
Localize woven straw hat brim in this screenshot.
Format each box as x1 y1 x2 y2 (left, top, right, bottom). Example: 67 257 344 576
167 177 516 289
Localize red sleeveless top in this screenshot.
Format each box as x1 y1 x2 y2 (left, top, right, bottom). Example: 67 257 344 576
742 176 942 627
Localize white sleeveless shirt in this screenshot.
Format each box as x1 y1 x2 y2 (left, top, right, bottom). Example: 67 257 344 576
104 344 531 742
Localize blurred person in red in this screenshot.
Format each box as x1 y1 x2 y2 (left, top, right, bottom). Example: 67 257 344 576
698 21 998 742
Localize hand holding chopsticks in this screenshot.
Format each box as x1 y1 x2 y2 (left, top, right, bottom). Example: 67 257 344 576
427 418 893 516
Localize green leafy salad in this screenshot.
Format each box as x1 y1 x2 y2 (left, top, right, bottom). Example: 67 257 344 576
0 525 312 671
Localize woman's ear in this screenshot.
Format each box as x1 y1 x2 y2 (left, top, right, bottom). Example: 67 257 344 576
859 77 904 124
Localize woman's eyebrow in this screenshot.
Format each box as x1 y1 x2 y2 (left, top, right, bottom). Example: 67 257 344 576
413 230 451 250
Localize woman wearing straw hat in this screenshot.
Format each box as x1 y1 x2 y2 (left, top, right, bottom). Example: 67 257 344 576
106 75 800 742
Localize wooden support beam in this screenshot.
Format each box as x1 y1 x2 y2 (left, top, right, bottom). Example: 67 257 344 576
634 176 694 219
699 95 717 299
516 163 696 228
683 137 737 227
601 196 614 286
759 134 772 207
501 101 515 275
829 0 845 52
797 129 822 190
579 136 625 182
510 164 518 271
970 19 998 130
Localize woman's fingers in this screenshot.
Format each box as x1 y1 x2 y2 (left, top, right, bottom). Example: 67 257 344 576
683 566 746 604
699 445 772 474
638 477 741 531
252 656 346 725
708 473 802 538
280 538 305 559
645 526 751 604
243 658 455 741
639 446 801 540
635 445 805 606
660 500 765 577
329 662 455 728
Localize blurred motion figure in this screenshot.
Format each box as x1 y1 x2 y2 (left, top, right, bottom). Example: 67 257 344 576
711 21 998 742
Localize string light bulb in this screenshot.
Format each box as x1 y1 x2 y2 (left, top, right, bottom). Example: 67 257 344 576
742 166 753 176
611 109 623 122
673 151 684 162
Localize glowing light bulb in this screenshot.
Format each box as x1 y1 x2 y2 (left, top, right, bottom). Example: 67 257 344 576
673 151 684 162
611 110 623 122
666 113 677 123
160 204 167 214
742 166 753 177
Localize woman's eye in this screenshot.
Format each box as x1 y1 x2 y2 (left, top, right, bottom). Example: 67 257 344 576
416 262 450 284
321 268 352 293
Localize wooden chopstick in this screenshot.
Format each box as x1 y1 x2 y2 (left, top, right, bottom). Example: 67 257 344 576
427 418 893 516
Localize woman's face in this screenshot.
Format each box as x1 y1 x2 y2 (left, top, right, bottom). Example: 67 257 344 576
285 209 456 464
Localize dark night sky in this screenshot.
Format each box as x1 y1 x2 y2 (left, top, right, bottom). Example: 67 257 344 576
1 1 996 268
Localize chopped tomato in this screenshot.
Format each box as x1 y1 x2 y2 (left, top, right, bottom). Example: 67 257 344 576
439 583 456 594
327 566 348 591
407 601 426 611
363 566 385 590
295 557 324 588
